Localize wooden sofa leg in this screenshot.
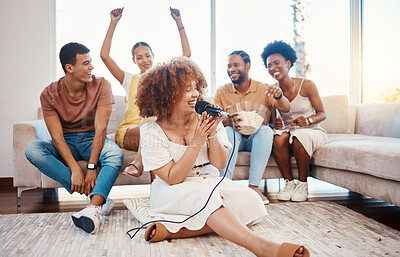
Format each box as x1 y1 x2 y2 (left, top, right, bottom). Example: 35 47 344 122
17 187 37 207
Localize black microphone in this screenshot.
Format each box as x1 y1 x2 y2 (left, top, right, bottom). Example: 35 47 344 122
195 101 232 118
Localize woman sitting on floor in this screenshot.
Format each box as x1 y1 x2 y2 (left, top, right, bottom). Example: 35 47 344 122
135 56 310 257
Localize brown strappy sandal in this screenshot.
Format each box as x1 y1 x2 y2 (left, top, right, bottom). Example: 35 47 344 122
278 243 310 257
122 161 143 177
144 222 169 242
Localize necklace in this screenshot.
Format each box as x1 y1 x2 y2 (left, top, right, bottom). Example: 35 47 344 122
175 126 189 145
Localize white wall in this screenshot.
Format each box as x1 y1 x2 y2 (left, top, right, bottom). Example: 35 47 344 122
0 0 55 177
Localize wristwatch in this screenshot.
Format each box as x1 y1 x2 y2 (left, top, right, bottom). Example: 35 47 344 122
87 163 97 170
307 117 314 125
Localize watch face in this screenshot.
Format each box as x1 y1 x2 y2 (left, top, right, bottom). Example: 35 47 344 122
87 163 95 169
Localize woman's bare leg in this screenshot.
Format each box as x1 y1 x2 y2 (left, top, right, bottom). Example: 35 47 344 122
123 116 157 150
273 133 293 180
122 126 143 177
123 125 141 151
123 117 157 177
206 206 281 257
292 137 310 182
147 207 305 257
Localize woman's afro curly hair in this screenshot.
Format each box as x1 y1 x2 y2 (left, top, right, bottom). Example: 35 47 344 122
261 40 297 68
135 56 207 120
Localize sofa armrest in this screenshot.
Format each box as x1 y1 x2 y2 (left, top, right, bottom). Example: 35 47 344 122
13 120 50 187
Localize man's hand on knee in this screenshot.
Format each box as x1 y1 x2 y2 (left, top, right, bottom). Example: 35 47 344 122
71 169 85 194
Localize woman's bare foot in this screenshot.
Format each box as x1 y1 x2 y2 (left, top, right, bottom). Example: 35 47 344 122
144 224 158 242
294 246 305 257
123 161 143 177
286 245 306 257
275 243 309 257
249 185 269 204
144 223 169 242
149 226 156 239
254 240 307 257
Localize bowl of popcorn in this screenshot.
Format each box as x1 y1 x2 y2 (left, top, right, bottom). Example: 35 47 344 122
226 101 270 135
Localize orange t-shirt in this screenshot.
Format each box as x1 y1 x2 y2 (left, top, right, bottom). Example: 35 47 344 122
40 76 114 134
213 79 277 124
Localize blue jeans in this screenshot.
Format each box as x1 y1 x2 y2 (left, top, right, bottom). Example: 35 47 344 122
221 125 273 186
25 132 124 200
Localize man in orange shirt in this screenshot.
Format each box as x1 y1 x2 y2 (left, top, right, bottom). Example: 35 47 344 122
213 50 289 204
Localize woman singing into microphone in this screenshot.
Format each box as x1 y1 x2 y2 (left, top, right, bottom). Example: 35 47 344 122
135 56 309 257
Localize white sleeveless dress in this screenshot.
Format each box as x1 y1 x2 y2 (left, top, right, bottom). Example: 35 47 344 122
140 121 268 233
274 79 328 156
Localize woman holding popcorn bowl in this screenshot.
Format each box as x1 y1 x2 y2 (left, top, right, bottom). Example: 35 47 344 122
213 50 290 205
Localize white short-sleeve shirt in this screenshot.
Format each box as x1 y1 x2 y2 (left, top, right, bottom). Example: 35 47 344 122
140 120 231 177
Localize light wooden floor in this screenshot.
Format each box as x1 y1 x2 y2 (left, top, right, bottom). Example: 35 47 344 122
1 177 399 231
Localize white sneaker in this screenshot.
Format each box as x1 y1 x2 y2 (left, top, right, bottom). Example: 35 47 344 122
277 179 296 201
291 181 308 202
72 206 102 234
100 198 115 216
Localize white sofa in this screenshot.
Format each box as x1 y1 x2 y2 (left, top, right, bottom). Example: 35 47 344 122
13 95 400 206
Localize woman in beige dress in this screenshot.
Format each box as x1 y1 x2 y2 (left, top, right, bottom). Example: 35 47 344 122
261 40 328 202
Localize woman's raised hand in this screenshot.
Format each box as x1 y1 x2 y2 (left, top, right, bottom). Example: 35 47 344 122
190 112 216 147
265 83 282 99
110 8 123 22
170 7 182 24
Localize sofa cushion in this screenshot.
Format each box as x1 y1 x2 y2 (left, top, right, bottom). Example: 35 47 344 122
236 152 297 167
312 134 400 182
107 95 127 135
320 95 350 134
356 102 400 138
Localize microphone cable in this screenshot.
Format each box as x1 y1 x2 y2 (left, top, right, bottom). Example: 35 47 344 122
126 116 237 239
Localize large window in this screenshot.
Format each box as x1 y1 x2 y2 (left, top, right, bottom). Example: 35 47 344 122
363 0 400 103
57 0 210 95
303 0 350 97
56 0 399 102
215 0 350 98
215 0 293 88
